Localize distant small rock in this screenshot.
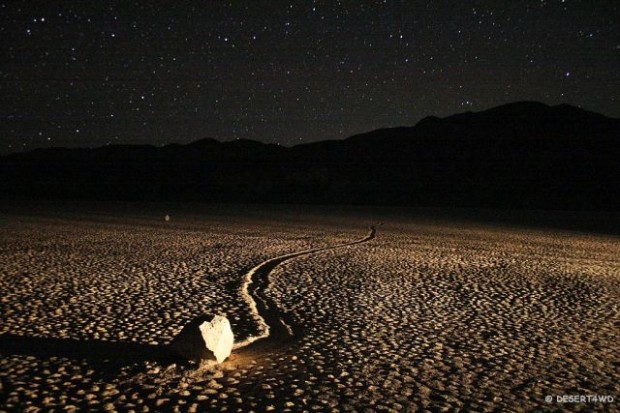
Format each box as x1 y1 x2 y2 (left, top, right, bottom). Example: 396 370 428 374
164 214 170 222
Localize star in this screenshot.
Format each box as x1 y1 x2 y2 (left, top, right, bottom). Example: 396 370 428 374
0 1 616 152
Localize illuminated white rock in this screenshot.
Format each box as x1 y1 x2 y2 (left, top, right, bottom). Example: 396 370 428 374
164 214 170 221
199 315 234 363
169 314 234 362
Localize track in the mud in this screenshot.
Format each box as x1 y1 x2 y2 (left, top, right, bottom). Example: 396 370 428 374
234 226 376 353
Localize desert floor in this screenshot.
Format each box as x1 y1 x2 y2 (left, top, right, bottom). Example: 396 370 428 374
1 203 618 412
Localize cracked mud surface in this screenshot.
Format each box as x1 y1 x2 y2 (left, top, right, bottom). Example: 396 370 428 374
1 204 618 412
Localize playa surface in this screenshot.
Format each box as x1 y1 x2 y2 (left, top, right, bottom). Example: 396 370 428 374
1 203 618 412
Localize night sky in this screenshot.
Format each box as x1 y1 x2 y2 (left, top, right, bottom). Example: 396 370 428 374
1 1 618 154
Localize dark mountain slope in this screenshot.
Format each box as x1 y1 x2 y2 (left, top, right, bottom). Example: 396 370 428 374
1 102 618 210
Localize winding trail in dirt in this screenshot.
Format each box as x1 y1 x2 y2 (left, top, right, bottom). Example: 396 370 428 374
233 226 376 353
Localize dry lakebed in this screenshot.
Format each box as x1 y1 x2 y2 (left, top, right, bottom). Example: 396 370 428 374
1 203 618 412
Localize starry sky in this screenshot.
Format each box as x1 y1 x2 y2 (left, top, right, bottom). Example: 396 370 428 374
1 1 618 153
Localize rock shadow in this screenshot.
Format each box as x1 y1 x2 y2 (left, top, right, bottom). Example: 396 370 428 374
0 333 180 371
0 313 235 374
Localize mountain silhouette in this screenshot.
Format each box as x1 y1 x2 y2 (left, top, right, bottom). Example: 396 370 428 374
1 102 618 210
